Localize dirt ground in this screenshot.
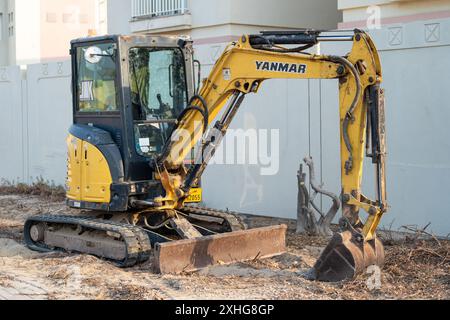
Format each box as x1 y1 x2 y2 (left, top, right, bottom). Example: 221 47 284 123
0 194 448 300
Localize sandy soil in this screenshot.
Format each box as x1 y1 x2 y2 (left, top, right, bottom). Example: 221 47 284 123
0 194 448 300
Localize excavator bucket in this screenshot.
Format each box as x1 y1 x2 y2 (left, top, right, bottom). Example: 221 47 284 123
154 225 287 274
311 230 385 282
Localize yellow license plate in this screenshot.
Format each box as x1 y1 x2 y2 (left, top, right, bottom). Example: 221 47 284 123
185 188 202 203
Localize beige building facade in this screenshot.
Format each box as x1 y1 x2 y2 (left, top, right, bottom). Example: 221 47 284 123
0 0 108 66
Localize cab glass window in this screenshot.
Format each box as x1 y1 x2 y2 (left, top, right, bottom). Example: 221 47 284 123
129 47 187 157
76 42 118 112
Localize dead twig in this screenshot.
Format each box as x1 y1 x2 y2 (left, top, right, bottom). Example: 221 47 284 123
252 251 262 262
412 247 449 265
400 223 442 247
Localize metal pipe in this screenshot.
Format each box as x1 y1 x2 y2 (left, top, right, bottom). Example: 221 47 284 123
317 36 354 42
218 92 240 125
130 199 160 208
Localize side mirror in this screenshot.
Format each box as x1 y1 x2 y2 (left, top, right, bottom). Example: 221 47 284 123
84 45 115 64
84 46 104 64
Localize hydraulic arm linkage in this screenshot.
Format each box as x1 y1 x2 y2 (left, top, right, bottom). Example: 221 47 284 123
154 29 388 281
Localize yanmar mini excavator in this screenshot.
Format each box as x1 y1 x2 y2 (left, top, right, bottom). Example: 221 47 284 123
24 29 387 282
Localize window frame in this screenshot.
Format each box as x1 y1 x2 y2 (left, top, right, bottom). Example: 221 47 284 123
128 46 189 122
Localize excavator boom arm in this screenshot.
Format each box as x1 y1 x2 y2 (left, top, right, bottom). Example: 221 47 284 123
156 30 387 242
151 29 388 281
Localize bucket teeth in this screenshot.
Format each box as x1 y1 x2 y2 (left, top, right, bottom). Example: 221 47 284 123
311 230 385 282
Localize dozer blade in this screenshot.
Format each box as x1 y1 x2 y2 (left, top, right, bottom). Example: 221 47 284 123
154 225 287 274
311 230 384 282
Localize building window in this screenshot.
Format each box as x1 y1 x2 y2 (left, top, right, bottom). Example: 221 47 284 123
79 14 89 24
63 13 76 24
46 12 57 23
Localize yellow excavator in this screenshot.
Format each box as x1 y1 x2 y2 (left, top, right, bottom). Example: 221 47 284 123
24 29 387 282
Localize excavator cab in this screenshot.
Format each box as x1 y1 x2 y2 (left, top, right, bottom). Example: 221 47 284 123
66 35 200 211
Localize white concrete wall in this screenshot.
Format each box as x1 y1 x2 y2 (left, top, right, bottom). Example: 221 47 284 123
26 61 72 183
0 65 25 182
0 60 72 185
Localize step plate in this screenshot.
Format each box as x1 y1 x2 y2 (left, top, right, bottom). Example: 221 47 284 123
154 224 287 274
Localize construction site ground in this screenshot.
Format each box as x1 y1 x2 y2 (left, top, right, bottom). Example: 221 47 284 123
0 193 448 300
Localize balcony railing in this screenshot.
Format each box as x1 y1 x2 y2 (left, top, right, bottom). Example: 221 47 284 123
131 0 188 19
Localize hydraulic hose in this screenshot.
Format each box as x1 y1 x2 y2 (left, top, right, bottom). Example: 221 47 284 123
187 94 209 134
159 94 210 163
170 94 209 137
175 105 208 134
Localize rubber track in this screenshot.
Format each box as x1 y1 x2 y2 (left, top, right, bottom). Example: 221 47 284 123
24 215 151 268
181 205 247 231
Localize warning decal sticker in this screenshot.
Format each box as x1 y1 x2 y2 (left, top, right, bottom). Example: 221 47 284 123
80 80 94 101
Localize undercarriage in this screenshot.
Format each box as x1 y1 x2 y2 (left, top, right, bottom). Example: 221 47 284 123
24 206 287 273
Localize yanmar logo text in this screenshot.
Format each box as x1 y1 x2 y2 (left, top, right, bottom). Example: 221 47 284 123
256 61 307 74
